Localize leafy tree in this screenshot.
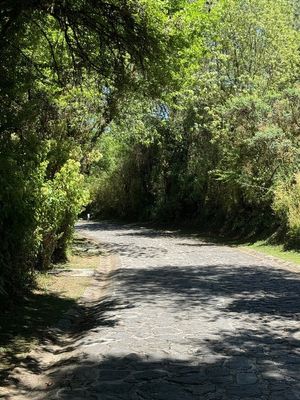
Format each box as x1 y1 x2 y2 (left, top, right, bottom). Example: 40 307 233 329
91 0 300 238
0 0 182 301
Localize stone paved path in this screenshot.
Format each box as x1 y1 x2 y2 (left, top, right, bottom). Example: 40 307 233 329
7 221 300 399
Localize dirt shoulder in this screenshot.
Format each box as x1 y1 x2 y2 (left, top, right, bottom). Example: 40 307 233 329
0 237 116 399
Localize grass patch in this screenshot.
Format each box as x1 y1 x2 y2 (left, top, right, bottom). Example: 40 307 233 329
62 253 100 270
0 237 100 381
54 236 102 270
241 240 300 266
36 274 91 301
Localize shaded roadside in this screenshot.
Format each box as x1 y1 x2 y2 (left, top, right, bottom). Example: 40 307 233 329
0 237 109 390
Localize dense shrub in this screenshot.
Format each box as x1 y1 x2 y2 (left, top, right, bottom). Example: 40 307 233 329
37 160 89 270
0 140 89 299
0 140 42 299
273 174 300 245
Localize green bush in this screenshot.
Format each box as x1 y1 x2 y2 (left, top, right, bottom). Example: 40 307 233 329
273 173 300 243
0 141 89 300
37 160 89 270
0 137 44 300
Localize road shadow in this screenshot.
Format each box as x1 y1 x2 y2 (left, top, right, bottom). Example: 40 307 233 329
77 221 206 241
0 275 121 386
13 325 300 399
76 222 169 258
0 291 77 384
75 220 247 245
108 263 300 319
76 221 145 233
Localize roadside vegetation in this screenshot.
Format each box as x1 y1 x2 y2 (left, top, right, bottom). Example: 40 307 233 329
89 0 300 251
0 0 179 302
241 241 300 266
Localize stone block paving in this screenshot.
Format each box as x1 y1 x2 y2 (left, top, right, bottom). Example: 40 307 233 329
8 221 300 399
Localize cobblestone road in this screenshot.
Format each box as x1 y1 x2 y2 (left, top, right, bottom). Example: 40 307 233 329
12 221 300 399
63 221 300 400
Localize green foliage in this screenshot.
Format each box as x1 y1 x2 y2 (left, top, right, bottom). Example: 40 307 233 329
0 134 89 297
0 136 43 298
38 160 89 269
0 0 181 301
91 0 300 241
273 173 300 244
